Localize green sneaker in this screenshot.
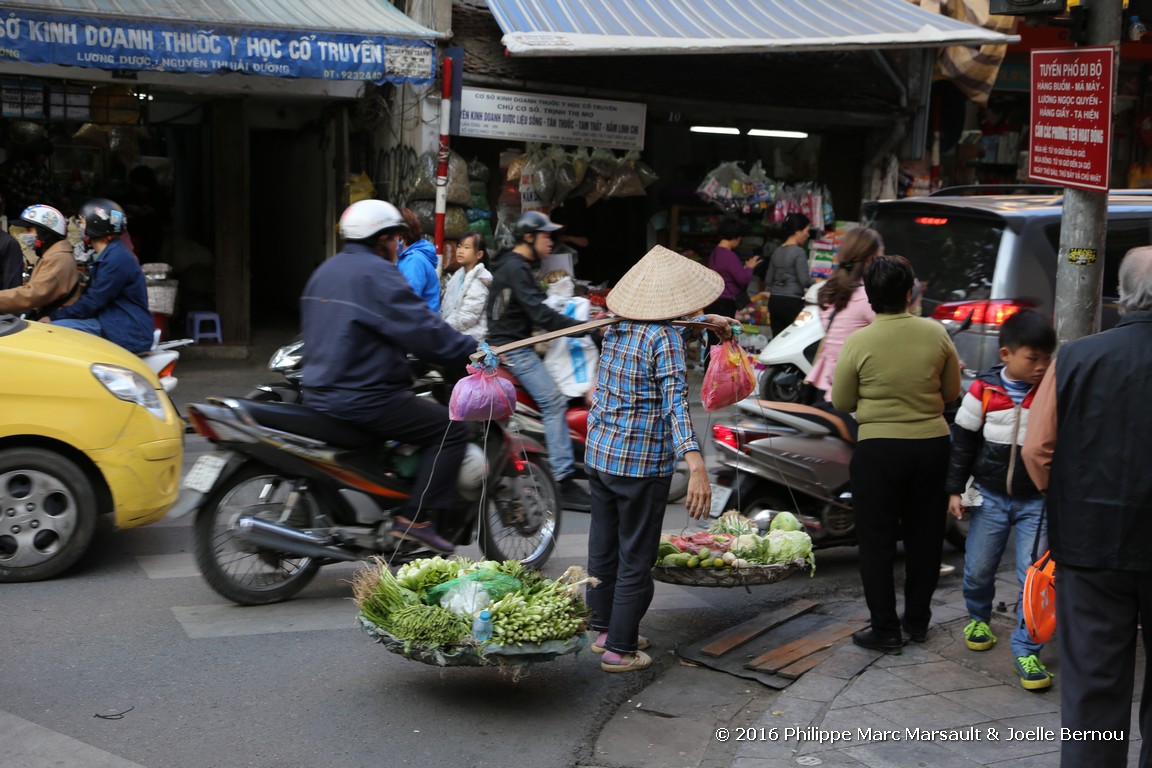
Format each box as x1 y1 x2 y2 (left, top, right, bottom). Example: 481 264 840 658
1015 654 1053 691
963 619 996 651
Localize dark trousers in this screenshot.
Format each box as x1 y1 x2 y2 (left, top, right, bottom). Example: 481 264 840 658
768 293 805 338
1058 564 1152 768
356 391 470 521
585 468 672 654
850 436 950 637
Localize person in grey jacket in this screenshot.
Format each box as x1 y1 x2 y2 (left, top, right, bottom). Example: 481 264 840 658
764 212 814 337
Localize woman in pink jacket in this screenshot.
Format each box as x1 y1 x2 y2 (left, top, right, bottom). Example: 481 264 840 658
806 227 884 402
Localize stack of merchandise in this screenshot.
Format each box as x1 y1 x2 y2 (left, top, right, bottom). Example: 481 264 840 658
495 143 657 247
407 149 472 239
696 160 835 230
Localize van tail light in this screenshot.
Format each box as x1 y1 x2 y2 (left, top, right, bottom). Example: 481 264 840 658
931 299 1035 327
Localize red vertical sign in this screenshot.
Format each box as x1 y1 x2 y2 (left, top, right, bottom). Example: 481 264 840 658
1029 47 1114 192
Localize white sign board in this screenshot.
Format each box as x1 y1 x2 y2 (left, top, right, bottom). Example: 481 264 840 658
458 87 645 150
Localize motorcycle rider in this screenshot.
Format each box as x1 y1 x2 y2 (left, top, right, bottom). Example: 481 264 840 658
41 198 154 353
486 211 592 511
300 199 476 554
0 203 81 318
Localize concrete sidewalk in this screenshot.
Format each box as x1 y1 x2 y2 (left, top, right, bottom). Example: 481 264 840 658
589 570 1147 768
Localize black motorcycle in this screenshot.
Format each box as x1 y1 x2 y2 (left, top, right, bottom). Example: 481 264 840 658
177 396 560 605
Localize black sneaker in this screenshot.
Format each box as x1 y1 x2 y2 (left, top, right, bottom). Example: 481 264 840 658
559 477 591 512
851 628 903 655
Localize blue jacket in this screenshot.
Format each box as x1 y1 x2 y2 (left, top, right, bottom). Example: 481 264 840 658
53 238 153 352
397 237 440 312
300 243 475 424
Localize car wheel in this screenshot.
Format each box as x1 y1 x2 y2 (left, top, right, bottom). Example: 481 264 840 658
0 448 97 583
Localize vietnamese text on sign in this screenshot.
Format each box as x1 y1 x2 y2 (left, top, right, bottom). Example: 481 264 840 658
457 87 646 151
0 10 435 84
1028 47 1114 193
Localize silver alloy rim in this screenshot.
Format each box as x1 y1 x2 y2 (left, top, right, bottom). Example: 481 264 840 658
0 468 79 568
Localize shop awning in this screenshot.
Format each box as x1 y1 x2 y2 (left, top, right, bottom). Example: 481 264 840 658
0 0 443 84
487 0 1019 56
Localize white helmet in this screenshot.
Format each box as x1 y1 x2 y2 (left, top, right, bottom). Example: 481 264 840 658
338 199 404 240
18 204 67 238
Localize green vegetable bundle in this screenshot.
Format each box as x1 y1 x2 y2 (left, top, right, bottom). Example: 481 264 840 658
353 557 590 651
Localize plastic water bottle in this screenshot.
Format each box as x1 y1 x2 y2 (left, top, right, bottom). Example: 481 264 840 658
471 610 493 642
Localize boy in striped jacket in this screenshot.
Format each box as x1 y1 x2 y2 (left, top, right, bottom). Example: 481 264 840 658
945 309 1056 691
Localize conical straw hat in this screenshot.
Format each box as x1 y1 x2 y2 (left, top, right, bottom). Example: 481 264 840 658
606 245 724 321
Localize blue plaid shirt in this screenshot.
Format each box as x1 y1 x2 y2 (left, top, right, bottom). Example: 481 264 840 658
586 320 700 478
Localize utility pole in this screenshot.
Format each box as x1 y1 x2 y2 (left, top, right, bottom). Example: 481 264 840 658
1053 0 1122 344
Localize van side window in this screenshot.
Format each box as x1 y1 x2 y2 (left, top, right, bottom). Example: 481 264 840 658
1042 219 1149 331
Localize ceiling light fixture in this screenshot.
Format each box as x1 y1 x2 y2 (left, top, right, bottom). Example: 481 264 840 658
689 126 740 135
747 129 809 139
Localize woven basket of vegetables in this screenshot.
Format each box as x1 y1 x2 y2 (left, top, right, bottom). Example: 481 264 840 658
353 556 592 667
651 511 815 588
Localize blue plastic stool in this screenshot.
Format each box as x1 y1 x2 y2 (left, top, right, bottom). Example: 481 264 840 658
186 311 223 344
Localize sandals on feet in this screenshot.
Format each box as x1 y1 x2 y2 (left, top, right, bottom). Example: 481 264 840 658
591 635 651 654
600 650 652 673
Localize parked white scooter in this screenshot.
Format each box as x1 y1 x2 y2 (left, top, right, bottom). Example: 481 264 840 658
138 329 193 392
754 281 824 403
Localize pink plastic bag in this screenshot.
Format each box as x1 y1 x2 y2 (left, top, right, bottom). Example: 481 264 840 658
449 365 517 421
701 340 756 412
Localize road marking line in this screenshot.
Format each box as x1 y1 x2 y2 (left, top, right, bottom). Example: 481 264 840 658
0 710 147 768
171 598 358 638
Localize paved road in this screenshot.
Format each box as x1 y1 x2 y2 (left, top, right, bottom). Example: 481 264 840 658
0 339 922 768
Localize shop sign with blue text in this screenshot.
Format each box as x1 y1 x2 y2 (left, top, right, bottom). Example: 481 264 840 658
0 9 435 84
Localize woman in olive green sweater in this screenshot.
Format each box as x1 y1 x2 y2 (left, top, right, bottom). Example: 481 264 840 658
832 255 962 654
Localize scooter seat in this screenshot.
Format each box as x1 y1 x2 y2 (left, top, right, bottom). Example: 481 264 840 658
235 399 379 449
742 399 856 444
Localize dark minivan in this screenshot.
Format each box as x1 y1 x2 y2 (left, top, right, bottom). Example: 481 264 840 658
862 189 1152 377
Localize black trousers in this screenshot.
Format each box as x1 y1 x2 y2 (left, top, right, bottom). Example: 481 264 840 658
585 469 671 654
768 293 805 338
850 436 950 637
1058 564 1152 768
355 390 470 521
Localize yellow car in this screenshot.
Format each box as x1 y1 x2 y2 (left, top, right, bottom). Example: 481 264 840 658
0 315 183 581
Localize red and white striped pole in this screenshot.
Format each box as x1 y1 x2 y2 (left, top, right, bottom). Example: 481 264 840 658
433 55 453 275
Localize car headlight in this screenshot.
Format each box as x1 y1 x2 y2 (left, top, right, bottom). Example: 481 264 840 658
91 364 168 421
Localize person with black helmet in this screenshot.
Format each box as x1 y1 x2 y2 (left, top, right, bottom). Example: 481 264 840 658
0 204 81 317
41 198 153 353
300 199 477 555
486 210 592 511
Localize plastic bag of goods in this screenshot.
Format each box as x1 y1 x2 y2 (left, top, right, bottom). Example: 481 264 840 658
408 150 471 206
701 339 757 412
449 364 517 421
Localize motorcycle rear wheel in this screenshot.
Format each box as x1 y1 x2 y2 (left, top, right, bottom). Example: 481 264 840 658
480 456 560 568
193 463 321 605
758 364 806 403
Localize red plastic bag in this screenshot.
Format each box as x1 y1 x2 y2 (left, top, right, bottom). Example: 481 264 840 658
449 365 517 421
701 340 756 412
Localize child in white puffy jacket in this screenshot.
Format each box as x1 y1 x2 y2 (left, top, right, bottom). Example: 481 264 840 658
441 231 492 341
